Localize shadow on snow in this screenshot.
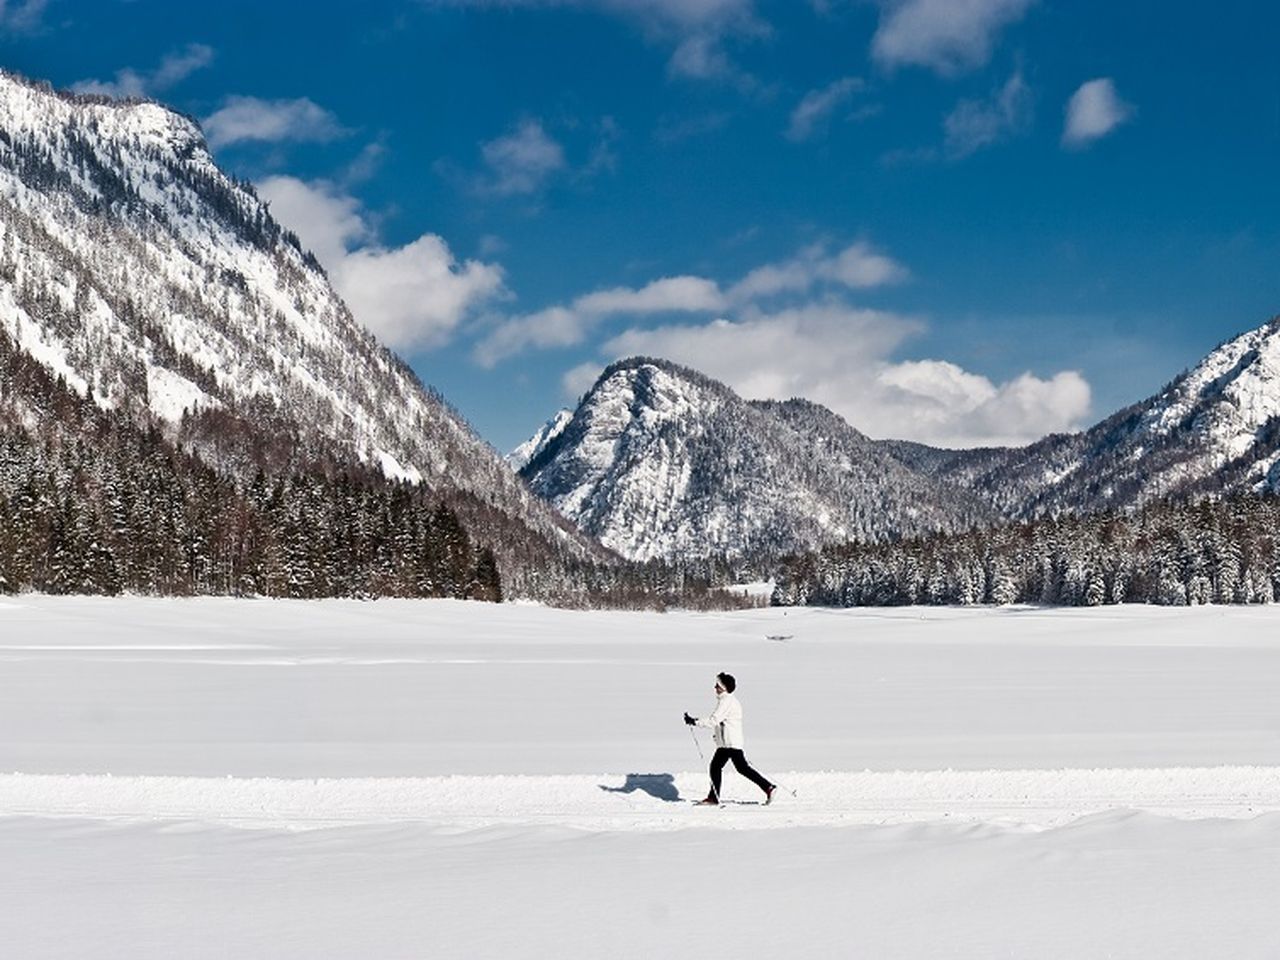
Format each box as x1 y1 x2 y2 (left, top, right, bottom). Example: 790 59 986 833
599 773 682 803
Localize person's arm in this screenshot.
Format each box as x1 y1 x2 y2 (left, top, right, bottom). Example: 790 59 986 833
693 698 730 729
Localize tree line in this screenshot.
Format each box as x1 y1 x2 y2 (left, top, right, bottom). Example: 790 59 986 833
0 327 750 609
773 495 1280 607
0 329 499 600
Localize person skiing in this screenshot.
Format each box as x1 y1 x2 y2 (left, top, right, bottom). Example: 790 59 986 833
684 672 776 805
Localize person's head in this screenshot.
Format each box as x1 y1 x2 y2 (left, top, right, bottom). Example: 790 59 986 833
715 672 736 694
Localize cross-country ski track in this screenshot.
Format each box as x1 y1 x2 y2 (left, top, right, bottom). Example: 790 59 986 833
5 767 1280 831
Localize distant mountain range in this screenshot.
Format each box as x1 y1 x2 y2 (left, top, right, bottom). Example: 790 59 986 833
0 69 609 596
517 320 1280 562
4 66 1278 591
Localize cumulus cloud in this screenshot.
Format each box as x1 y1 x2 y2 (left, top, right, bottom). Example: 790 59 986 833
203 97 347 149
562 360 608 399
592 305 1091 447
475 241 907 367
257 175 367 268
477 119 567 196
329 237 506 352
877 361 1089 445
258 176 506 351
474 276 725 367
786 77 863 142
1062 78 1134 148
872 0 1036 76
943 70 1033 158
74 43 214 98
576 276 726 315
729 241 908 301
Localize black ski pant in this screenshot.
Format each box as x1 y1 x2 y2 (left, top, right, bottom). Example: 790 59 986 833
709 747 772 799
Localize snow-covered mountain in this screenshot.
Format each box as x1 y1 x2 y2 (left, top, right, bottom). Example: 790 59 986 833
896 317 1280 516
518 357 996 561
521 318 1280 562
506 408 573 472
0 70 604 584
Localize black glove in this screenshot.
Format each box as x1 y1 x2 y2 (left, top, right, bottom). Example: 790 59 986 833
684 712 696 726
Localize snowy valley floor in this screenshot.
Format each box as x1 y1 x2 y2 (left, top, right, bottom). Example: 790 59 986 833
3 597 1280 957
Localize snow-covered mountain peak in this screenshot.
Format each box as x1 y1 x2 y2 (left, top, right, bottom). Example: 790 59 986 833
506 407 574 472
0 71 205 164
521 356 995 561
877 316 1280 519
580 359 711 448
0 67 607 590
1141 319 1280 454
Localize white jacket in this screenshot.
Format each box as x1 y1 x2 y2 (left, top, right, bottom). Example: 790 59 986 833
696 691 744 749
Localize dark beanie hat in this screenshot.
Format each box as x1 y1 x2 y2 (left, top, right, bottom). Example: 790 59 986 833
717 672 736 693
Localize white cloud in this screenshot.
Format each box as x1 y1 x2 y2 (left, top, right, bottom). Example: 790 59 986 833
478 119 567 196
0 0 47 32
1062 78 1134 148
469 228 1084 445
448 116 619 198
475 306 588 368
877 361 1089 445
330 237 506 352
665 32 759 90
422 0 763 85
203 97 347 149
872 0 1035 76
474 275 725 367
257 176 506 352
74 43 214 98
474 240 908 367
576 276 726 315
786 77 863 142
150 44 216 90
943 70 1033 158
729 241 908 301
591 304 1091 447
562 360 607 398
257 175 368 269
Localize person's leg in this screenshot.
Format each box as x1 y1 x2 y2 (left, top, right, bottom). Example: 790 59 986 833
728 749 773 796
708 748 731 801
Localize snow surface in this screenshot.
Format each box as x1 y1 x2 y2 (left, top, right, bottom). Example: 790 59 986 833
3 596 1280 957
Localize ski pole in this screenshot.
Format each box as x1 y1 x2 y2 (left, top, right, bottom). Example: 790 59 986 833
688 726 720 803
688 724 705 760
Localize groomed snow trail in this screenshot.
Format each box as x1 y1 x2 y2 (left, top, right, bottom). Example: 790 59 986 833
4 767 1279 831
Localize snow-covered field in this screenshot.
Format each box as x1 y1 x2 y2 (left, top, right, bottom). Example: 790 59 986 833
3 597 1280 957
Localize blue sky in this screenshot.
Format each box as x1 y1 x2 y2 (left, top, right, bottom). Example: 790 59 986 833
3 0 1279 450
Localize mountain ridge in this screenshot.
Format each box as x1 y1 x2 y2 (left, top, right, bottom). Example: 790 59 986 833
518 318 1280 562
0 68 612 594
